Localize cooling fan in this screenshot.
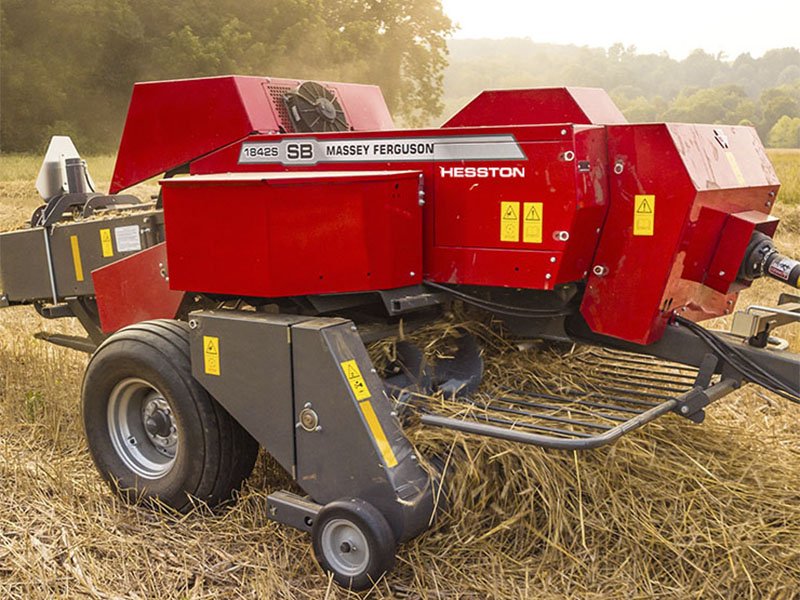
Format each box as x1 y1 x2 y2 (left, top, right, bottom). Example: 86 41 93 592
283 81 350 133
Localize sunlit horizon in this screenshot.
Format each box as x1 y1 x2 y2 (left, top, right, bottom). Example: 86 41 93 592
441 0 800 60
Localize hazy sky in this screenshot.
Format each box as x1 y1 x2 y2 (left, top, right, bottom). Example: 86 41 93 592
441 0 800 59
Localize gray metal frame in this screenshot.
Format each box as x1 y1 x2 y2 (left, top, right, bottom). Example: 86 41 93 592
189 310 436 543
0 210 164 305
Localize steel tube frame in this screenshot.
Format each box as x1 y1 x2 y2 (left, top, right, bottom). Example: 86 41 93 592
419 379 739 450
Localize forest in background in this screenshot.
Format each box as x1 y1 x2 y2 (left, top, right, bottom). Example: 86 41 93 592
443 39 800 147
1 1 799 152
0 0 453 152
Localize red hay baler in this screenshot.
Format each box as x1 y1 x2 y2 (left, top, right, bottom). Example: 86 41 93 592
1 75 798 589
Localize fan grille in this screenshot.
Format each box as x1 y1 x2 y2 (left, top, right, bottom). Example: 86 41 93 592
266 84 295 132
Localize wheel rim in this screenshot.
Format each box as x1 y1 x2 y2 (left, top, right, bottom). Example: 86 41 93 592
320 518 371 577
107 377 178 480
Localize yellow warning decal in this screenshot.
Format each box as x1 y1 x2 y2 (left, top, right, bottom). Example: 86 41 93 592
725 151 746 186
340 359 397 468
100 228 114 258
523 202 543 243
340 359 371 401
633 195 655 237
203 336 220 376
500 201 520 242
70 235 84 282
359 399 399 468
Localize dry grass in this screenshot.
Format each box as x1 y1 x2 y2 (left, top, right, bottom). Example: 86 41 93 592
0 152 799 599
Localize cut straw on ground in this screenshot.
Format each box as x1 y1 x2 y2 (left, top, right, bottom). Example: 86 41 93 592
1 154 799 598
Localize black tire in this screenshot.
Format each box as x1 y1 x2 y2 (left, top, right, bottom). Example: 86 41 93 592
81 319 258 513
312 498 397 590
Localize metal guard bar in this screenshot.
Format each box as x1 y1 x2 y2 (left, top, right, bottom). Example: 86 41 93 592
419 379 739 450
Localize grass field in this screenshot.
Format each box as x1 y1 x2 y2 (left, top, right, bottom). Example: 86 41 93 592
0 151 799 599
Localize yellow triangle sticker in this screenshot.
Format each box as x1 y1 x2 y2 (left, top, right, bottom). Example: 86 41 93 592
525 205 541 221
633 195 655 236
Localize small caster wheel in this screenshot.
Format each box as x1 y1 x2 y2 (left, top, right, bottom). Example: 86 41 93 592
312 498 396 590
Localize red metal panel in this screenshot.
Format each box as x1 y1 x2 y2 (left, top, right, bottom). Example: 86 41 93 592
704 211 779 293
189 123 608 292
559 126 610 282
443 88 627 128
110 76 393 194
433 141 572 249
160 171 422 298
580 123 780 345
93 243 185 333
428 130 608 289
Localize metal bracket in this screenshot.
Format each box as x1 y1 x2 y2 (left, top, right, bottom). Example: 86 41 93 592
267 491 322 533
35 302 74 319
730 296 800 348
378 285 446 316
673 353 719 423
33 332 97 353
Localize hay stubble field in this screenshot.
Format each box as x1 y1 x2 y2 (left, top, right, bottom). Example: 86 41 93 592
0 151 799 599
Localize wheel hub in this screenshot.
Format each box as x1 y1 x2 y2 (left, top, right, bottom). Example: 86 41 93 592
107 378 179 480
320 519 370 576
144 408 171 437
142 396 178 450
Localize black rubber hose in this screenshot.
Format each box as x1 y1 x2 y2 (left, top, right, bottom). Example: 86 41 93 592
674 315 799 404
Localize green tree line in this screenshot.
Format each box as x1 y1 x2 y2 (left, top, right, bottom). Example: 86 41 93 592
3 3 799 153
443 39 800 147
0 0 453 152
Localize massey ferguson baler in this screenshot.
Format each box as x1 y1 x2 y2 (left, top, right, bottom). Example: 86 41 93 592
1 75 799 589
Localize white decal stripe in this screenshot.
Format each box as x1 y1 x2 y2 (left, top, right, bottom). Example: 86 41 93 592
238 134 526 165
